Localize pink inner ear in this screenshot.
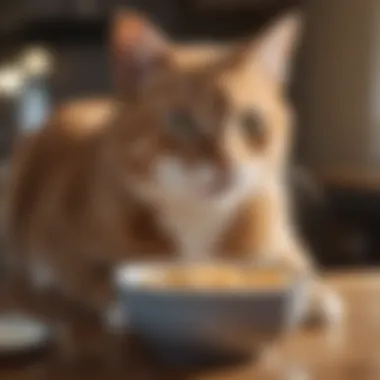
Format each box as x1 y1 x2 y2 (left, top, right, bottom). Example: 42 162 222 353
113 15 147 54
112 13 167 63
257 13 302 83
111 12 170 96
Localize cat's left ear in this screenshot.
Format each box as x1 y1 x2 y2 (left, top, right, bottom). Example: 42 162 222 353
110 10 172 99
254 13 303 84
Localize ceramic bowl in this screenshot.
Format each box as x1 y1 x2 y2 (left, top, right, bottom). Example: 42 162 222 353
115 262 309 365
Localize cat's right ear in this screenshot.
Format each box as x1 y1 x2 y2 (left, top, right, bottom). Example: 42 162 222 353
110 11 171 100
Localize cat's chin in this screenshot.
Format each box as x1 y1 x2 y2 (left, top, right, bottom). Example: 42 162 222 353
126 172 266 210
130 180 262 213
185 180 237 202
125 160 268 208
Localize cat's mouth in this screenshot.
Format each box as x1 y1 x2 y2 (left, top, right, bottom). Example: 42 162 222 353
151 157 234 199
127 156 265 205
148 157 265 203
193 173 232 198
195 163 267 204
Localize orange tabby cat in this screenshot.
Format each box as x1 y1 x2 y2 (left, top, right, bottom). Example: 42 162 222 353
6 11 342 326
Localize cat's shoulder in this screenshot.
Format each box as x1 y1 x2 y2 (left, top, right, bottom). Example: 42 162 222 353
14 97 116 158
50 97 117 139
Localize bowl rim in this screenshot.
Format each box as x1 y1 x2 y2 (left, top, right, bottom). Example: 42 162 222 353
114 260 308 297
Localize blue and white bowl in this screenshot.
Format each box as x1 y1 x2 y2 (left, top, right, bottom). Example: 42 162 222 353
115 262 309 365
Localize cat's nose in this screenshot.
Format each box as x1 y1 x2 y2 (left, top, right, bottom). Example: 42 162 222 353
215 156 233 174
206 144 234 173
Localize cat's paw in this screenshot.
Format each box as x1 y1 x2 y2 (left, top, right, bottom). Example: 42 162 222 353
308 284 344 326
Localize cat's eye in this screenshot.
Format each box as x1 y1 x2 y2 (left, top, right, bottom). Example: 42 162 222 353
240 110 266 144
165 109 196 137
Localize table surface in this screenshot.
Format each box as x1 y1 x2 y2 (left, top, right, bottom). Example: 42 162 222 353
1 271 380 380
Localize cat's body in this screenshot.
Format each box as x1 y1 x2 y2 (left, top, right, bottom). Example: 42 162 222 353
9 97 304 308
6 13 342 325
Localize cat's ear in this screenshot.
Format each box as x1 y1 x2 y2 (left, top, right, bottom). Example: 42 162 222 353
221 13 302 84
110 11 171 99
255 12 303 83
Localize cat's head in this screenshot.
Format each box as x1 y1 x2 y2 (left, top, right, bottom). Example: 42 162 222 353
109 11 302 205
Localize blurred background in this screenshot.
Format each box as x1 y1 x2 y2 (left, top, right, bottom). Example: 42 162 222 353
0 0 378 269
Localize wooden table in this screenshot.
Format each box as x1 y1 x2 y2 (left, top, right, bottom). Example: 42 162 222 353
1 271 380 380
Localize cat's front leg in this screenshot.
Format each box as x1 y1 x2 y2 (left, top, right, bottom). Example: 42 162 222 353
307 281 344 325
275 238 344 326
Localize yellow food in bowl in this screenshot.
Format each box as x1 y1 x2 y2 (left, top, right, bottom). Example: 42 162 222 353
141 265 290 290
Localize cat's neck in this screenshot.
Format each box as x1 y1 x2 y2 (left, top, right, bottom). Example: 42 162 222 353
151 177 282 260
155 197 233 259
